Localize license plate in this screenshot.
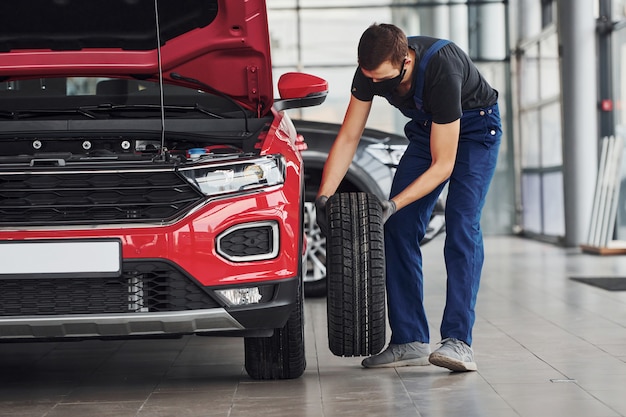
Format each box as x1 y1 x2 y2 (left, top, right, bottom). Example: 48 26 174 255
0 239 122 277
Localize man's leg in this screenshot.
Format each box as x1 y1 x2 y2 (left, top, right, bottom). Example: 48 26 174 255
385 143 444 345
429 105 501 372
440 106 501 346
361 142 444 368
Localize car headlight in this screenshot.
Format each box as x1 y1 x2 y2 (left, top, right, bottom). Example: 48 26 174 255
179 155 284 196
365 143 408 168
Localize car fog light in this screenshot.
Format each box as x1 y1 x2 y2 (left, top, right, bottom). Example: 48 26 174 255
216 287 263 306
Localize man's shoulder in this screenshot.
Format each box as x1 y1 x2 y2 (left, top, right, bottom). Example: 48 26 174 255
351 67 373 102
407 36 444 50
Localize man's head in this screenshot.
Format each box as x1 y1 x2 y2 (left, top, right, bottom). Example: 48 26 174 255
357 23 408 71
358 23 409 95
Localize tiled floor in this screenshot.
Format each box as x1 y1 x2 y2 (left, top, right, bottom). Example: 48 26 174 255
1 236 626 417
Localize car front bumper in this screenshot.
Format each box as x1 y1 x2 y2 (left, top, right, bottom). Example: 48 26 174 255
0 275 299 340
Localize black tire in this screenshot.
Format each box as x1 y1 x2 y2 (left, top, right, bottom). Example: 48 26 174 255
244 280 306 380
303 185 444 298
326 192 386 357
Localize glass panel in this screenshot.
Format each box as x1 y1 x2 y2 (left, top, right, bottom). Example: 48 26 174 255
519 0 543 38
300 0 393 6
520 110 540 168
539 32 560 100
616 151 626 240
266 0 297 8
0 77 245 116
613 0 626 20
520 44 540 107
267 10 299 67
613 24 626 239
476 63 507 100
266 0 514 239
614 27 626 136
469 2 507 61
540 101 563 167
67 77 106 95
542 172 565 236
299 9 390 66
522 173 542 234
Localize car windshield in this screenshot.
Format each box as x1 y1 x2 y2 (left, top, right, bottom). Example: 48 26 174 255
0 77 246 118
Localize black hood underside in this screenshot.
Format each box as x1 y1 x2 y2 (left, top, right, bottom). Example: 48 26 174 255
0 0 218 52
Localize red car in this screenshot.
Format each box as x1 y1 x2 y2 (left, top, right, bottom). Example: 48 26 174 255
0 0 327 380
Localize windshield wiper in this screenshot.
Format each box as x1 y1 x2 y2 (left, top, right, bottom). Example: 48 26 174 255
78 103 228 119
0 108 98 120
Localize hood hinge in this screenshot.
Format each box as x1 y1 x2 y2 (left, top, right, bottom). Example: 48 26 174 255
247 65 262 117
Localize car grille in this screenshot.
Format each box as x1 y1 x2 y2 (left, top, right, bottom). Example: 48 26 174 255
0 260 220 316
220 227 273 256
0 169 205 227
217 222 278 262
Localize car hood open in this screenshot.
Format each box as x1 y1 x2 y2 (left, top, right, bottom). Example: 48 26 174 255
0 0 275 114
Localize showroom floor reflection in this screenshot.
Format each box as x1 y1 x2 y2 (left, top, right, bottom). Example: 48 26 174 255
1 236 626 417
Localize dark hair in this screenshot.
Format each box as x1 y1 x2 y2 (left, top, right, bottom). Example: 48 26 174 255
357 23 408 70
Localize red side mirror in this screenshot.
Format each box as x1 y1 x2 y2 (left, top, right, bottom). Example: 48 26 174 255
278 72 328 100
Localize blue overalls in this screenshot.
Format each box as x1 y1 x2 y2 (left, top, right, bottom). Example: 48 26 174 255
384 39 502 346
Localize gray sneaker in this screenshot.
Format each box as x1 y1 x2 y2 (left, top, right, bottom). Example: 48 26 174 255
428 338 477 372
361 342 431 368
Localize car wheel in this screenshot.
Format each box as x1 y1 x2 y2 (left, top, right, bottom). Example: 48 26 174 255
304 185 445 298
303 186 327 297
244 279 306 380
326 192 386 357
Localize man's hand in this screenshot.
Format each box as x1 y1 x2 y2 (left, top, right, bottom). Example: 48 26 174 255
381 199 396 223
315 195 329 237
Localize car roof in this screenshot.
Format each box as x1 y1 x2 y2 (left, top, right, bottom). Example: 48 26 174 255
0 0 274 114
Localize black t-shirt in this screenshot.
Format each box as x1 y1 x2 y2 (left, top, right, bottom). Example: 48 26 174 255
351 36 498 124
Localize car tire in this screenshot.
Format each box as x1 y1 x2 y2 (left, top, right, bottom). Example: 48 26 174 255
326 192 386 357
303 184 445 298
244 279 306 380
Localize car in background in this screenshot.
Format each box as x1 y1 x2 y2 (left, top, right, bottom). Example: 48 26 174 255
0 0 327 380
295 120 446 297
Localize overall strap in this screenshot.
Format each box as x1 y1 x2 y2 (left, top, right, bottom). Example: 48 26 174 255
413 39 450 110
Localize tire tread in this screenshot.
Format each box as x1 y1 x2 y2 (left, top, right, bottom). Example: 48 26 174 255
327 192 386 357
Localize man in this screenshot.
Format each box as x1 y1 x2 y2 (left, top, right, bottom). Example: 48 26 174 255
315 23 501 372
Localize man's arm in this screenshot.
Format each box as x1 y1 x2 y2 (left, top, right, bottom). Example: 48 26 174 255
317 95 372 197
391 119 459 210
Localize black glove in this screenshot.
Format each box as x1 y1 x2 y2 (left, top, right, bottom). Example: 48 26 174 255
381 199 396 223
315 195 329 237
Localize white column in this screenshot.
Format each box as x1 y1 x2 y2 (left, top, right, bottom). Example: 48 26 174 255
558 0 599 246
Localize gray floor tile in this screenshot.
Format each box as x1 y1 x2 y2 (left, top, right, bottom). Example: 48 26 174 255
138 392 234 417
46 402 144 417
1 236 626 416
